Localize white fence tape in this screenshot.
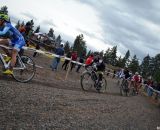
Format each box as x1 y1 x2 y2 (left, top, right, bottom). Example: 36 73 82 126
148 86 160 94
23 46 85 66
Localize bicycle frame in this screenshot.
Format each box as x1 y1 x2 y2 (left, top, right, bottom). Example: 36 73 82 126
0 45 26 70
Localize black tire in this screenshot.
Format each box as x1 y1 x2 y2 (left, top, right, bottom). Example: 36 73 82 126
120 85 123 96
124 81 129 96
12 55 36 83
81 71 94 91
129 83 136 96
120 80 129 96
98 76 107 93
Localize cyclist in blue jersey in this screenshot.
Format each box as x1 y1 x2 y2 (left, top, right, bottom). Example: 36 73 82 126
0 13 25 75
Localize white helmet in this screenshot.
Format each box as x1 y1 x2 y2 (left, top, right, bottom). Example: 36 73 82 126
135 72 139 75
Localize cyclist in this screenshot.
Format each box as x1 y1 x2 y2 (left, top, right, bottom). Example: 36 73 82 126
85 54 94 66
95 57 105 90
120 67 133 93
131 72 140 94
121 67 131 84
86 54 105 90
0 13 25 75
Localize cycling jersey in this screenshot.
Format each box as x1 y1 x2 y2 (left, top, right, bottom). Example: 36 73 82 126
123 70 130 79
0 22 25 51
85 56 94 65
132 75 140 82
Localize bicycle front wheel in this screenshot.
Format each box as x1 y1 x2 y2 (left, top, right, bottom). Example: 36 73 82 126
99 76 107 93
81 71 94 91
12 55 36 83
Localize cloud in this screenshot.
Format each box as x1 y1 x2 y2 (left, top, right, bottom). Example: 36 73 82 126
40 20 56 27
21 12 37 20
78 0 160 59
3 0 160 60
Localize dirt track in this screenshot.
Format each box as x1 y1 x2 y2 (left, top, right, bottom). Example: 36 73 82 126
0 52 160 130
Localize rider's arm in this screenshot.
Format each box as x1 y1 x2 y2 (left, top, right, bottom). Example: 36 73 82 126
0 26 10 35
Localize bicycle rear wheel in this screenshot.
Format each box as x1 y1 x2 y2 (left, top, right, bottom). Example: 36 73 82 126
81 71 94 91
120 80 129 96
12 55 36 83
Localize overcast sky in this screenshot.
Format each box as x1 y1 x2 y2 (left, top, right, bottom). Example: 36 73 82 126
1 0 160 60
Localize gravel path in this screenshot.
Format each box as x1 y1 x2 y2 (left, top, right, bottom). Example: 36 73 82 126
0 53 159 130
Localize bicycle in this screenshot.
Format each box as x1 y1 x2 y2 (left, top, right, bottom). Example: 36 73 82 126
129 81 139 96
0 45 36 83
80 64 107 93
120 78 130 96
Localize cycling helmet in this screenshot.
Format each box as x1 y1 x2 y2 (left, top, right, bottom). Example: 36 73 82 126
0 13 9 22
135 72 139 75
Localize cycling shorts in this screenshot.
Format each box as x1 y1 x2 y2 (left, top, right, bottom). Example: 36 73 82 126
8 37 25 52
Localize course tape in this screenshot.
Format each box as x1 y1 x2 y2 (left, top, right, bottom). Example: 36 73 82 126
22 46 85 66
148 86 160 94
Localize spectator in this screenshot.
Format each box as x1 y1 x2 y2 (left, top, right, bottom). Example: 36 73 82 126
76 52 85 73
70 51 78 71
50 44 64 71
145 78 153 92
62 51 72 70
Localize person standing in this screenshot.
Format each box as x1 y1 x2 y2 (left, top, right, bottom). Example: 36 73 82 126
70 51 77 71
62 51 72 70
76 52 85 73
50 44 64 71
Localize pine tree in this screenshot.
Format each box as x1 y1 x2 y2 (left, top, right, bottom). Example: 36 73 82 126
122 50 130 67
110 46 117 66
152 54 160 81
48 28 55 39
128 55 139 73
55 35 62 46
99 50 104 57
72 34 87 57
0 6 8 14
15 20 21 29
103 48 110 64
64 41 70 54
140 54 151 78
153 70 160 82
116 56 123 67
86 50 92 57
30 19 34 27
34 25 40 33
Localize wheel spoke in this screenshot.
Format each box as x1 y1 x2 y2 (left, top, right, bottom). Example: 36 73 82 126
12 55 36 83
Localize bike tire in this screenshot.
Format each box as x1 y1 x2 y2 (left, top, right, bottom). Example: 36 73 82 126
120 85 123 96
98 76 107 93
124 81 129 96
81 71 94 91
12 55 36 83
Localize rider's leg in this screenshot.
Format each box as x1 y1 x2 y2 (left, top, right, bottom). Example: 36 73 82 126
10 48 18 70
137 83 141 93
0 39 11 56
3 39 25 75
98 73 103 82
135 82 139 94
